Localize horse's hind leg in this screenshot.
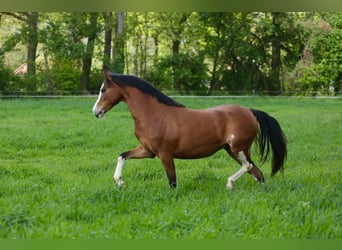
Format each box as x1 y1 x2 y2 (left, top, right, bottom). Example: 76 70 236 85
225 149 264 189
114 144 155 187
226 151 251 189
246 158 265 183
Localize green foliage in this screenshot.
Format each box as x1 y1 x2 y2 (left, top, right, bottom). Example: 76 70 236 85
0 62 12 93
1 12 341 94
148 53 208 93
41 13 101 93
88 68 105 92
42 13 96 61
0 56 21 94
313 30 342 92
0 32 22 54
111 35 125 74
0 97 341 238
287 13 342 94
49 57 81 94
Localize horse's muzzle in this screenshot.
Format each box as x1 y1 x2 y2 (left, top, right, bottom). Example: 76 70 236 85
93 108 105 118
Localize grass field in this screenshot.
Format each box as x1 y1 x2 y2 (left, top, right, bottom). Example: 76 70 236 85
0 96 341 239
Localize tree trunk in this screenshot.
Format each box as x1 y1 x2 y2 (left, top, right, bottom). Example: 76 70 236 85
170 13 189 92
152 34 159 66
26 12 38 91
207 17 223 95
43 51 54 94
133 38 139 75
80 12 99 94
171 13 188 56
269 12 282 93
141 35 148 78
207 51 220 95
172 40 180 55
103 12 112 69
26 12 38 77
112 12 125 73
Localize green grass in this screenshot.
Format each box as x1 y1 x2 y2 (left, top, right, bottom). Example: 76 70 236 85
0 97 341 239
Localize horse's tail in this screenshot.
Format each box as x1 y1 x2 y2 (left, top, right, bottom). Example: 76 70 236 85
250 109 287 176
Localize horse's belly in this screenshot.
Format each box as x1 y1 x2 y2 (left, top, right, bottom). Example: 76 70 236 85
174 140 224 159
171 113 227 159
174 151 220 159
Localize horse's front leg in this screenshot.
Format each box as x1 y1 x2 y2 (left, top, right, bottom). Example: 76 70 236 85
159 153 177 188
114 144 155 187
114 156 125 187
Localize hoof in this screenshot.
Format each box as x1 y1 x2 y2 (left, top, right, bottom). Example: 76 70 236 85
114 178 125 187
169 182 177 188
255 175 265 183
117 180 125 187
226 180 233 189
248 167 264 183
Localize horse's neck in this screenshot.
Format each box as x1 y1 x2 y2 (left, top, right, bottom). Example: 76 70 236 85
123 87 165 123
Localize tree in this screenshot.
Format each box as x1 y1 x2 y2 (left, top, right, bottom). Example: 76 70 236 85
41 12 101 94
152 12 199 91
1 12 39 91
112 12 125 73
80 12 99 94
2 11 338 96
123 13 156 79
199 12 225 94
250 12 305 93
269 12 282 92
103 12 113 69
200 12 261 94
26 12 38 79
291 12 342 94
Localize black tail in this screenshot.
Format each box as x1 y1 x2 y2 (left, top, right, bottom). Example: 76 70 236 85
250 109 287 176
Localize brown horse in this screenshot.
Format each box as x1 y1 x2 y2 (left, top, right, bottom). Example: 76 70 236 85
92 70 287 189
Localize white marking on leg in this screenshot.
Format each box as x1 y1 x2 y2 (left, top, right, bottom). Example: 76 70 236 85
227 167 246 189
114 156 125 187
226 151 253 189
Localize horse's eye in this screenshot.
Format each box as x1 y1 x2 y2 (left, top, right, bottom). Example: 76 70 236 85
101 88 106 93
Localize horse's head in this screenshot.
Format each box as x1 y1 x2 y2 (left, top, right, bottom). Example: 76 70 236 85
92 70 124 118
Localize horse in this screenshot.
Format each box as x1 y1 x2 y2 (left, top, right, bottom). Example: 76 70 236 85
92 70 287 189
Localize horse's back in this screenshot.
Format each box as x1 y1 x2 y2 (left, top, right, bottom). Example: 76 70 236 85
207 104 250 114
164 104 258 158
206 104 257 125
171 104 257 137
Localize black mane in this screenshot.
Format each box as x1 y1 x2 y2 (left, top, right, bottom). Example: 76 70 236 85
110 73 185 108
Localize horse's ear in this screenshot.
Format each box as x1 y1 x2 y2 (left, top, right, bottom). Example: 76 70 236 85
103 65 110 72
103 68 112 82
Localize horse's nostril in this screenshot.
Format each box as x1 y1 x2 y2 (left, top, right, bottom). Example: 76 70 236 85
94 110 104 118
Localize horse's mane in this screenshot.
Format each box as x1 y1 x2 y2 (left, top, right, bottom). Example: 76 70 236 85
110 73 185 108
